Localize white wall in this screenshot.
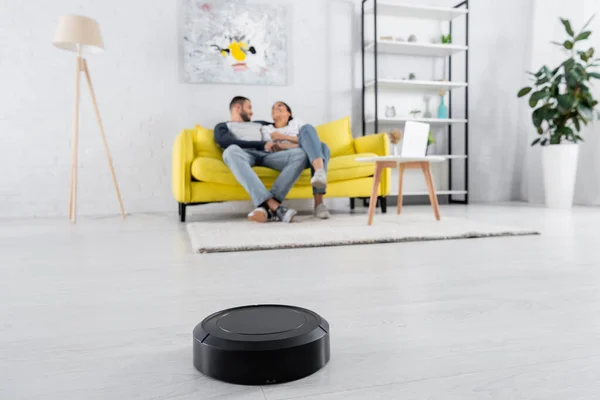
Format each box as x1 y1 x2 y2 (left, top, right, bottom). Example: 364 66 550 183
0 0 357 218
468 0 535 202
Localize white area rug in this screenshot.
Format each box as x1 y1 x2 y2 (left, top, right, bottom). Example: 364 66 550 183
186 213 539 253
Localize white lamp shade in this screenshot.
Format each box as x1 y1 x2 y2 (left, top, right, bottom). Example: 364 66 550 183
53 15 104 55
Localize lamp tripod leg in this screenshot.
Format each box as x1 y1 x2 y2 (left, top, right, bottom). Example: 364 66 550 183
69 57 82 223
82 59 126 220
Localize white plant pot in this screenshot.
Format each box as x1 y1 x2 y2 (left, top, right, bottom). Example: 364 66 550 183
541 143 579 209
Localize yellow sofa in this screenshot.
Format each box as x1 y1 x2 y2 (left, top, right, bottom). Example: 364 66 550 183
172 117 390 221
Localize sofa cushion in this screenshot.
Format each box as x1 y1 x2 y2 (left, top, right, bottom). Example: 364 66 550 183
194 124 222 159
315 117 355 158
191 152 377 186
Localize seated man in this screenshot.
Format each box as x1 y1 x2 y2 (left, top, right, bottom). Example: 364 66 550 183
214 96 308 223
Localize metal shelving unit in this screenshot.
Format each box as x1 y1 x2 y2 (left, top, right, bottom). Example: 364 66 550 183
361 0 469 204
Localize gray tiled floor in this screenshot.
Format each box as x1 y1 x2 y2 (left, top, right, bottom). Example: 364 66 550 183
2 203 600 399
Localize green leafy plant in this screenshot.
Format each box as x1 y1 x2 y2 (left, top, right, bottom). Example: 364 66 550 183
409 109 421 118
441 33 451 44
427 130 436 146
518 16 600 146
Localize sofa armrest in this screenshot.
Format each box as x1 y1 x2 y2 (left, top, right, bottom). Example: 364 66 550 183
172 129 195 203
354 133 389 156
353 133 391 196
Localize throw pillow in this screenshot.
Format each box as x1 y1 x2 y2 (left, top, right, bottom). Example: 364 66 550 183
195 124 222 159
315 117 355 157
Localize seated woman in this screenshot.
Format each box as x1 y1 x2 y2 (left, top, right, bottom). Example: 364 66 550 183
261 102 331 219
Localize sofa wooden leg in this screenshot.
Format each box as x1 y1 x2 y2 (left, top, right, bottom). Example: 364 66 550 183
350 198 355 210
180 203 187 223
379 196 387 214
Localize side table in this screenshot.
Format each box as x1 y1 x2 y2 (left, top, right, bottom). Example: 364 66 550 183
356 156 445 225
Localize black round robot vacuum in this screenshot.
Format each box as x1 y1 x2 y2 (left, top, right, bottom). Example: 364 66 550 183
193 304 330 385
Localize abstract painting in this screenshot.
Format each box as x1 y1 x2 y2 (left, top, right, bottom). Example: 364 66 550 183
180 0 288 85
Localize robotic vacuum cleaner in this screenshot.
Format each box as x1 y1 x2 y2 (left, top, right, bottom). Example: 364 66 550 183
193 304 330 385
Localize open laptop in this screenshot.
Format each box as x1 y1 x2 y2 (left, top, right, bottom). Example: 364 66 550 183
399 121 430 157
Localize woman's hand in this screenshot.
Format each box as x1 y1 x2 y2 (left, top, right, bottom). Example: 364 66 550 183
270 131 299 143
264 142 282 152
275 143 299 150
270 131 289 141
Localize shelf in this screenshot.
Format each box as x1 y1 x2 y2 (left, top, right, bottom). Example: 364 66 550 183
366 117 468 125
366 154 467 160
402 190 468 196
361 1 469 202
365 41 467 57
434 155 467 160
366 79 467 92
365 2 468 21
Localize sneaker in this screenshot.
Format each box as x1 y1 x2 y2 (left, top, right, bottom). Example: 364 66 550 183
247 207 271 223
311 168 328 189
274 205 297 223
314 203 330 219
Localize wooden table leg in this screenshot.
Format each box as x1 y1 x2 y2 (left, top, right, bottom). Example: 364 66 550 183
397 164 405 215
367 163 383 226
421 162 440 221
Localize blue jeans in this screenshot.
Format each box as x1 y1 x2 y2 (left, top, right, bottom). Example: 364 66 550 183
298 125 330 195
222 145 308 207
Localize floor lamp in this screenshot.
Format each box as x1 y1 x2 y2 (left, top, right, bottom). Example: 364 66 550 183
53 15 126 223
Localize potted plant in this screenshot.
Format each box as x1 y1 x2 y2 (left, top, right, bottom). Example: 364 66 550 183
427 130 436 146
409 109 421 119
518 16 600 208
388 128 401 155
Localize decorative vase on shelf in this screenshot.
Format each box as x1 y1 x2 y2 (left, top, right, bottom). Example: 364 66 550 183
423 96 432 118
437 95 448 119
385 106 396 118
